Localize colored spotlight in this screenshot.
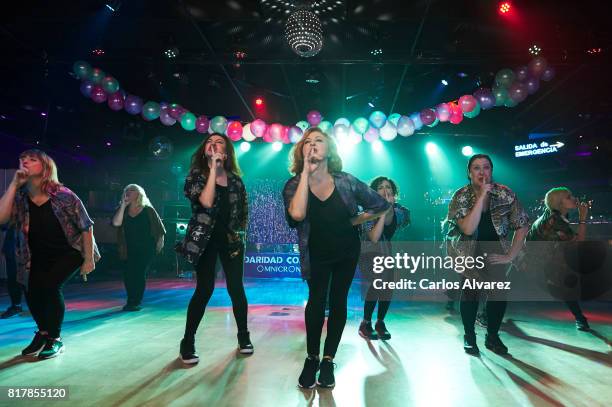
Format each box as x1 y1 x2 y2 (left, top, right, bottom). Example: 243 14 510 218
425 142 438 155
240 141 251 152
529 44 541 56
462 146 473 156
255 97 264 106
372 140 383 153
271 141 282 152
498 2 511 14
441 79 449 86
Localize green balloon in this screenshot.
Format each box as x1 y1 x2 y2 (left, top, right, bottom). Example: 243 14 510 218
296 120 309 131
495 68 515 88
181 112 197 131
464 103 481 118
101 76 119 93
388 113 401 126
318 120 332 134
427 117 440 127
88 68 105 84
493 87 509 107
504 98 518 108
210 116 228 133
73 61 92 80
142 101 160 121
352 117 369 134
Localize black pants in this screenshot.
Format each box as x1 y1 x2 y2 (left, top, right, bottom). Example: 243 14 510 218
184 241 248 337
460 264 507 336
26 250 83 338
306 251 359 358
5 253 23 306
123 247 154 306
363 269 393 322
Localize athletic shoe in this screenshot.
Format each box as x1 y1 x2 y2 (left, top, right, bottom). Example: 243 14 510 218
38 338 64 360
237 331 254 354
1 305 22 319
375 320 391 340
464 333 480 356
476 312 488 328
317 358 336 388
485 333 508 355
122 304 142 312
358 321 378 340
298 356 319 389
576 317 590 331
21 331 47 356
179 337 199 364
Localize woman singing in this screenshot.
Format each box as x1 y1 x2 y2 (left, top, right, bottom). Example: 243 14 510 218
445 154 529 356
359 176 410 341
112 184 166 311
527 187 590 330
283 128 389 388
176 133 251 364
0 149 100 359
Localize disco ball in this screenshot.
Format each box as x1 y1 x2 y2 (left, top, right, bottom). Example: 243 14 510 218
285 10 323 58
148 136 174 159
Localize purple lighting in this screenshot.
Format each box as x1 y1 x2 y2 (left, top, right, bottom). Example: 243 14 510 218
106 142 112 147
575 151 592 157
40 112 47 117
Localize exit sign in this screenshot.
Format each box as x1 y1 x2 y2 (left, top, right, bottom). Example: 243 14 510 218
514 141 565 158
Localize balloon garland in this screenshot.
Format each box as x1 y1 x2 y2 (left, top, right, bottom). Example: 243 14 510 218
73 56 554 144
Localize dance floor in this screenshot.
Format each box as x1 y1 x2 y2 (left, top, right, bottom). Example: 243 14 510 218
0 277 611 407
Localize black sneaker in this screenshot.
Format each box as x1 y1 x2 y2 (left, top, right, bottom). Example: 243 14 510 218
298 356 319 389
463 333 479 356
317 358 336 388
576 317 590 331
476 312 488 328
1 305 22 319
38 338 64 360
122 304 142 312
179 337 199 364
358 321 378 340
485 333 508 355
375 321 391 340
237 331 254 354
21 331 48 356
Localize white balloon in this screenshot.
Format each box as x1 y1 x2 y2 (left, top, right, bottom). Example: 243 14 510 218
242 123 256 141
380 121 398 141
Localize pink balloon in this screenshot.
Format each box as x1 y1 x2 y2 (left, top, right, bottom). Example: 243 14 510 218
90 85 107 103
251 119 267 138
281 126 290 143
262 128 273 143
196 116 209 133
227 121 243 141
268 123 284 142
169 105 185 120
306 110 322 126
435 103 451 122
364 127 380 143
528 57 548 78
107 92 124 111
458 95 477 113
449 103 464 124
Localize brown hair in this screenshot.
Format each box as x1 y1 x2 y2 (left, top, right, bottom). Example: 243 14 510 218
190 133 242 177
467 153 494 181
19 149 62 194
370 176 398 196
289 127 342 175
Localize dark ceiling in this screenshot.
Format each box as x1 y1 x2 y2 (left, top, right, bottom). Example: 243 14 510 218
0 0 611 164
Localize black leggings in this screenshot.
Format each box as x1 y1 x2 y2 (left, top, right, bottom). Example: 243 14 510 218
565 301 585 320
123 247 154 306
363 268 393 322
184 241 248 338
26 250 83 338
306 253 359 358
5 253 23 306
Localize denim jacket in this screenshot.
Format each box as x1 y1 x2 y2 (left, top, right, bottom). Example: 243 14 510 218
11 186 101 287
176 168 248 265
282 171 390 280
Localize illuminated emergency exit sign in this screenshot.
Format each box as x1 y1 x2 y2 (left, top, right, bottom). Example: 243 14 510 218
514 141 564 158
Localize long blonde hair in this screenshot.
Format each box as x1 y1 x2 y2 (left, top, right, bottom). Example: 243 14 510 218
19 149 62 194
544 187 571 212
123 184 152 208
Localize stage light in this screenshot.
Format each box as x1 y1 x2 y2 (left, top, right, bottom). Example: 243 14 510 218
441 79 449 86
498 2 511 14
368 101 375 108
106 141 112 147
92 48 105 56
372 140 383 153
457 72 468 78
529 45 541 56
272 141 283 151
255 97 264 106
370 48 383 56
587 47 602 55
240 141 251 152
164 47 179 59
105 0 121 12
425 142 438 155
462 146 473 156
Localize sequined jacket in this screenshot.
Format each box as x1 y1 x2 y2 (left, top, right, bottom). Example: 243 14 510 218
445 183 529 277
10 186 101 287
282 171 390 280
176 168 248 265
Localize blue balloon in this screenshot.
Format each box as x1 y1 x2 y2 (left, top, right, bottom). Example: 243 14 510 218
409 113 423 130
368 111 387 129
80 81 94 98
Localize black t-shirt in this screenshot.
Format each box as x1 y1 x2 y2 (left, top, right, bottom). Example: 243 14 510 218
382 210 398 241
124 208 154 255
476 210 502 254
211 184 230 245
308 187 360 262
28 198 76 256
